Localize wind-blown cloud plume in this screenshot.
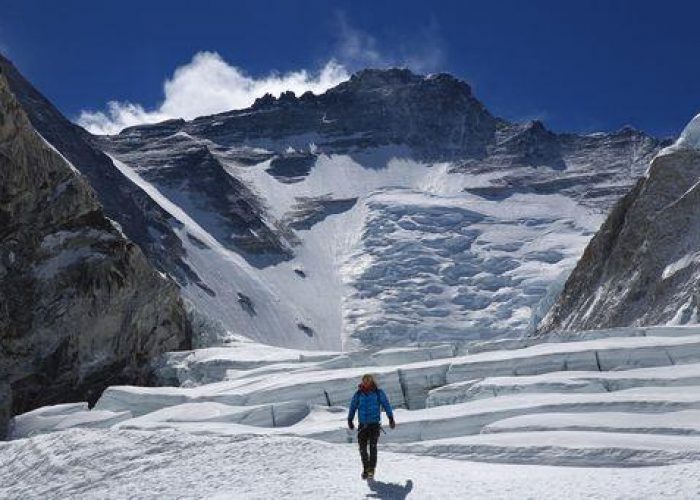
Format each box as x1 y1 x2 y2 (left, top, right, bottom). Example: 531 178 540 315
335 13 446 74
78 52 349 135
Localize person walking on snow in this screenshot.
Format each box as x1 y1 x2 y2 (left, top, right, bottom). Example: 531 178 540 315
347 374 395 480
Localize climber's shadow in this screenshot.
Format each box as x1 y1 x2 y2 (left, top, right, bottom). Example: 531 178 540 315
366 479 414 499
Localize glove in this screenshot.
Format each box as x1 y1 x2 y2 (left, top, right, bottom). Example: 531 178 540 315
348 419 355 430
389 417 396 429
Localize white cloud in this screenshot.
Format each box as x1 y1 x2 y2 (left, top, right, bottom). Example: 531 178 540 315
77 19 448 135
77 101 170 136
334 13 446 74
401 31 447 74
78 52 350 135
335 15 384 69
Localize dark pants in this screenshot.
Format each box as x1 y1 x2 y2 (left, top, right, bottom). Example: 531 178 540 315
358 423 381 471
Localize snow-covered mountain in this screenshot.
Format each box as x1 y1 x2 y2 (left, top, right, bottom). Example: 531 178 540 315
94 69 663 350
0 71 191 438
539 115 700 333
1 57 665 350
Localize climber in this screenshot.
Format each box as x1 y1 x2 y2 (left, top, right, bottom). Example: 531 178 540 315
347 373 396 480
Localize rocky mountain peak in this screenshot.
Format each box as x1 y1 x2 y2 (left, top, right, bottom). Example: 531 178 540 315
614 124 641 136
249 68 474 114
328 67 474 100
175 67 498 158
342 67 424 91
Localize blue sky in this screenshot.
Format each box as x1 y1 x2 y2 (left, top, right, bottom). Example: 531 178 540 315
1 0 698 136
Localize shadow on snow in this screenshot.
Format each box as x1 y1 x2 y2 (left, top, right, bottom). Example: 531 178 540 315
366 479 414 499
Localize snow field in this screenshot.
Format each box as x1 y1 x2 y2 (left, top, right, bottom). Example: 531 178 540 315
3 430 700 499
341 189 599 346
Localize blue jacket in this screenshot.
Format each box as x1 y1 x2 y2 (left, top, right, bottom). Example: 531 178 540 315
348 388 394 424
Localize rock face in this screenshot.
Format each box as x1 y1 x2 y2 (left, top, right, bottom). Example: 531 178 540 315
538 146 700 333
0 383 9 438
0 72 191 437
0 55 206 290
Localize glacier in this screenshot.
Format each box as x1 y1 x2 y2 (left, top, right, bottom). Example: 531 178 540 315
4 326 700 498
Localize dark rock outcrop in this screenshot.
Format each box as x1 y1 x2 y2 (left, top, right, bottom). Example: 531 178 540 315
286 196 358 230
266 152 317 183
0 383 9 438
460 124 666 210
538 147 700 333
0 73 191 437
0 55 203 289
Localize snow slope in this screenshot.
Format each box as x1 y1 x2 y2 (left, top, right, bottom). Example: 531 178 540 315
4 430 700 500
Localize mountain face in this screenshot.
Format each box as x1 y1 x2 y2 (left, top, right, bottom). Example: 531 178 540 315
2 60 666 351
0 55 207 291
538 131 700 334
94 69 663 350
0 72 191 438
